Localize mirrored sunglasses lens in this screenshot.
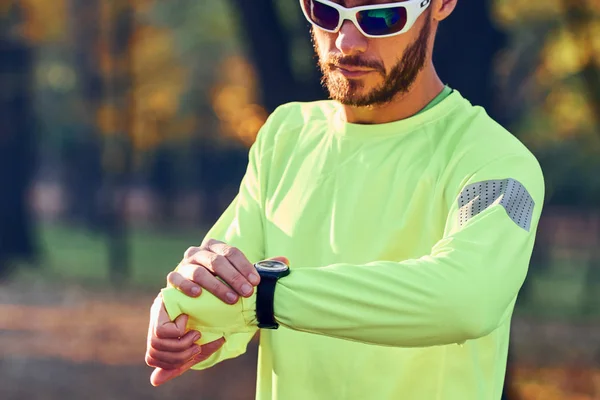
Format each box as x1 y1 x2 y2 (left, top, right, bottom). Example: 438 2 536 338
357 7 407 36
302 0 340 31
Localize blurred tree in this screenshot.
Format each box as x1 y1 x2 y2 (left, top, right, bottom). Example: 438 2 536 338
227 0 325 112
100 0 136 283
561 1 600 127
127 23 187 226
0 0 38 278
66 0 104 228
560 0 600 315
493 0 600 205
434 0 507 122
493 0 600 315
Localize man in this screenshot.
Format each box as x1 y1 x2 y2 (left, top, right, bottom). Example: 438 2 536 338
145 0 545 398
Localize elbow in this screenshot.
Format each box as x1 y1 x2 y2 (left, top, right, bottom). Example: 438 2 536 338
458 314 498 341
442 273 512 342
450 298 502 342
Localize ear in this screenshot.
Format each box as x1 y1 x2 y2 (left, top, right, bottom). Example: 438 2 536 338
431 0 457 22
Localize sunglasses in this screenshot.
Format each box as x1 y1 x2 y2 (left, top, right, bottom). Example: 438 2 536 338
300 0 431 38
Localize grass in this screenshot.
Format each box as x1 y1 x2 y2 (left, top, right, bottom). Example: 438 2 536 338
15 222 208 292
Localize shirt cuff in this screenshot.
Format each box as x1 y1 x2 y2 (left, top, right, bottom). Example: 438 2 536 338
161 286 258 340
241 292 258 326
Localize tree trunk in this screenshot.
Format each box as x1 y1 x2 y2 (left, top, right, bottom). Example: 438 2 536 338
228 0 325 112
67 0 104 229
0 8 38 278
102 0 135 284
227 0 298 112
433 1 507 123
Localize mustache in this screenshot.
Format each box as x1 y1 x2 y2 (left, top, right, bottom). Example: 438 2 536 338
325 55 385 74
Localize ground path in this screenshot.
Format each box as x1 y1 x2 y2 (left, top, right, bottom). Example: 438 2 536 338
0 278 598 400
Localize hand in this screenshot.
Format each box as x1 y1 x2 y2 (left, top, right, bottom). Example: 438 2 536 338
146 295 225 387
167 238 289 304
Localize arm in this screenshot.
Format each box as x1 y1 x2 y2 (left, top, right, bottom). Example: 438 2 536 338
174 122 270 369
164 154 544 348
273 155 544 347
170 108 278 301
193 127 269 266
147 112 276 377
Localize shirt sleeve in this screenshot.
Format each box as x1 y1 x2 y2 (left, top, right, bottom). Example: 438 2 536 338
161 287 258 370
273 154 545 347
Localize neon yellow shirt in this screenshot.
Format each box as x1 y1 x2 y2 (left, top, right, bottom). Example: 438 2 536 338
162 89 545 400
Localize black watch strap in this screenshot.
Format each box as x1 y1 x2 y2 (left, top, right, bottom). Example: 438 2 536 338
256 276 278 329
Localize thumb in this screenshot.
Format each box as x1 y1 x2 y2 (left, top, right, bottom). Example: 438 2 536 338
150 337 226 387
155 302 188 338
173 313 189 334
150 355 197 387
151 367 186 387
266 256 290 266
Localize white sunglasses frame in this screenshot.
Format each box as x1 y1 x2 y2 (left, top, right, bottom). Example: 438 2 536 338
299 0 432 38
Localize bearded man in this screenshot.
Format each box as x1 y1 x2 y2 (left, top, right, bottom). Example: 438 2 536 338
145 1 544 399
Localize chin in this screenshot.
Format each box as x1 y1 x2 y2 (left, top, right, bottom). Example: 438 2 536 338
338 98 377 108
331 88 377 106
332 93 373 107
328 83 363 99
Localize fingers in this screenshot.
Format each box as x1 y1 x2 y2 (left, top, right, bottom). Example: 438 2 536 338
150 329 200 352
205 241 260 286
146 344 201 367
183 246 202 260
173 313 190 334
170 243 226 298
168 271 201 297
150 366 186 387
173 241 288 305
150 356 200 387
155 306 188 339
186 249 255 300
146 327 201 369
149 337 227 387
177 262 240 304
147 335 224 369
146 356 180 371
146 299 201 369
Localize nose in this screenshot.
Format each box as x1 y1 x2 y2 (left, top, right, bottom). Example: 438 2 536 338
335 20 368 56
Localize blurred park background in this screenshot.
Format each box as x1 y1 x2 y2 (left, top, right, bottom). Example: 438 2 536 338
0 0 599 399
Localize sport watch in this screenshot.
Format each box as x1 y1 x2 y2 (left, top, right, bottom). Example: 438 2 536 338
254 259 290 329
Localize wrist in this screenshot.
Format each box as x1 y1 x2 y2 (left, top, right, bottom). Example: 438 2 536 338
160 286 257 341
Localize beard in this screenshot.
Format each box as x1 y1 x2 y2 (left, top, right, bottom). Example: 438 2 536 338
314 16 432 107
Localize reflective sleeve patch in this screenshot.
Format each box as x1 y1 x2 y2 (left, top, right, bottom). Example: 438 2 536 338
457 178 535 231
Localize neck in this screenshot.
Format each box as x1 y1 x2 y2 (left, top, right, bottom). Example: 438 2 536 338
339 62 444 125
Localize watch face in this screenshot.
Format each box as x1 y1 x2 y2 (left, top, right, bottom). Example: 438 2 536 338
254 260 289 273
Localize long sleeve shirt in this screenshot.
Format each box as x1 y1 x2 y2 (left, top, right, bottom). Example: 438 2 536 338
162 89 545 400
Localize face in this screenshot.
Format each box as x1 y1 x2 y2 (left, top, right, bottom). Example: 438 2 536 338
311 1 433 107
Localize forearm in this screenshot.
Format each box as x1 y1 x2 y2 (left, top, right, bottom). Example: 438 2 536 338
274 209 532 347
